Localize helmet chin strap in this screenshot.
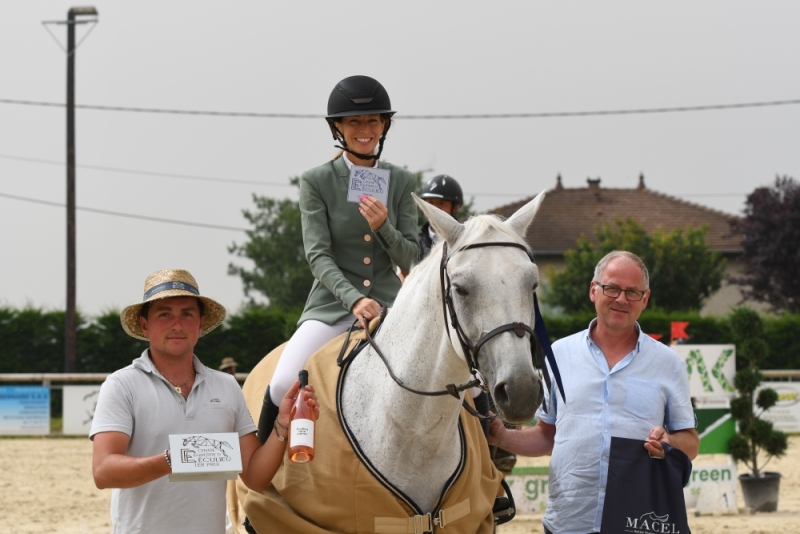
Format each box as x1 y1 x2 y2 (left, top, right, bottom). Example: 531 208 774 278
330 121 392 162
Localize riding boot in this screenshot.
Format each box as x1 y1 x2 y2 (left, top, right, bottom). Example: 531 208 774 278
492 446 518 475
474 391 492 438
256 385 281 444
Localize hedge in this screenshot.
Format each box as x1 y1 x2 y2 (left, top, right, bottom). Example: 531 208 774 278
1 306 798 374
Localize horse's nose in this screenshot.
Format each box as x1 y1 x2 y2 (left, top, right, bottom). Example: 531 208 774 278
492 376 540 424
493 381 510 410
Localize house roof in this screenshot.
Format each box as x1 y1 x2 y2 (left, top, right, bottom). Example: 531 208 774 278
491 175 743 256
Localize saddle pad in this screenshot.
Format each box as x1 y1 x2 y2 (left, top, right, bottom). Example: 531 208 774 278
238 320 501 533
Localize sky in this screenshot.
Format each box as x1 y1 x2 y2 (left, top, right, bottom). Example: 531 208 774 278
1 1 798 317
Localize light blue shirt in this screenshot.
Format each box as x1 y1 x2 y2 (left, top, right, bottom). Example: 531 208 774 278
536 320 695 534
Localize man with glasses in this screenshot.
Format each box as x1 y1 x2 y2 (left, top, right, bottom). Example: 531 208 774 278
488 251 698 534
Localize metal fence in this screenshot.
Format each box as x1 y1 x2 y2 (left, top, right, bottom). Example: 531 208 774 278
1 371 797 386
0 372 248 386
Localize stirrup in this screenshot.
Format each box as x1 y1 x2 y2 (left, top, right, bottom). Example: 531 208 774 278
493 478 516 525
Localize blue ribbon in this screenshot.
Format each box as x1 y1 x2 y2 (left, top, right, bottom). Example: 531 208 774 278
143 281 200 301
534 293 566 408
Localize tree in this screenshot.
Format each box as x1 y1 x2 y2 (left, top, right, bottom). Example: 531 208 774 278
545 217 725 313
727 307 788 477
732 175 800 313
228 178 313 311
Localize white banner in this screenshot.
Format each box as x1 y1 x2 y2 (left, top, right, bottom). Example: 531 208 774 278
62 385 101 435
758 381 800 433
673 344 736 407
683 462 738 509
509 462 739 513
505 472 548 514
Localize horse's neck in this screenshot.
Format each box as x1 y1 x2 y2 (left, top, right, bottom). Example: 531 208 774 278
341 264 470 512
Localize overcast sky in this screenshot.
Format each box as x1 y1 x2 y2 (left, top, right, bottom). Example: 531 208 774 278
1 1 798 317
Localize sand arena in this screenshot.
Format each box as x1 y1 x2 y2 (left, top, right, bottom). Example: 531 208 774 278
1 436 798 533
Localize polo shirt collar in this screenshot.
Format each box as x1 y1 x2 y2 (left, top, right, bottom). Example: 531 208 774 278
133 349 206 379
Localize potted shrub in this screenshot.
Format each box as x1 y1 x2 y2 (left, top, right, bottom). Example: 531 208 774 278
727 307 788 512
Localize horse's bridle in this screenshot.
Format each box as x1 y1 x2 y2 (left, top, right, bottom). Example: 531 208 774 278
439 241 541 384
439 240 566 411
344 239 565 412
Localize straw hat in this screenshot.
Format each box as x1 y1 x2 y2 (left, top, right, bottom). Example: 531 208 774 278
218 357 238 371
120 269 226 341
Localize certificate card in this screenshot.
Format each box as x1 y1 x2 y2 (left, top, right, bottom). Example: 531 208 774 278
347 166 390 206
168 432 242 482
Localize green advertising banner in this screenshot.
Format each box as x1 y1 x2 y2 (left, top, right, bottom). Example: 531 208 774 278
695 407 736 454
674 344 736 408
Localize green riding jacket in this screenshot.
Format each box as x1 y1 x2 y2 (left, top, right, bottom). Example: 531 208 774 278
298 156 419 326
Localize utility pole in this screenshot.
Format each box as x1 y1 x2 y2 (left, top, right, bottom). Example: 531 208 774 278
45 7 98 373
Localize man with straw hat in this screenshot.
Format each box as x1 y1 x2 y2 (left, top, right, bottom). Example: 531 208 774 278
90 269 318 533
218 356 238 375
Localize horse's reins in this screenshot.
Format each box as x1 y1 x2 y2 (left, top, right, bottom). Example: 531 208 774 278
346 240 566 415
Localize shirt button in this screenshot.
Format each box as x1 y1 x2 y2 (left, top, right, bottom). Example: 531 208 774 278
364 234 371 242
363 257 371 265
363 280 371 287
605 403 609 407
600 487 606 493
602 455 608 460
604 429 608 433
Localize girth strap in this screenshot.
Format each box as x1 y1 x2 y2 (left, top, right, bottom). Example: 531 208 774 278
374 498 471 533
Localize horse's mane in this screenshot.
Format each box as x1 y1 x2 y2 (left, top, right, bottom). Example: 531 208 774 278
407 213 529 283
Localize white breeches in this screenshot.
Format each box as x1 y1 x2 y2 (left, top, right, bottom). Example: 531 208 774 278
268 315 356 405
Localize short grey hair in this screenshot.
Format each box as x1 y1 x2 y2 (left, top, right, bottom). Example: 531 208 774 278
593 251 650 289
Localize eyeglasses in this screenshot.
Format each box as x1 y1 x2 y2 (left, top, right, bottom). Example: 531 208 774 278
597 283 647 302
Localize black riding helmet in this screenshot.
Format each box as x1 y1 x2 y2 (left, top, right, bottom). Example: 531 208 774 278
421 175 464 207
326 75 395 161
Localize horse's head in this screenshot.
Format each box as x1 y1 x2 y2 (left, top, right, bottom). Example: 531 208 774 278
414 191 547 424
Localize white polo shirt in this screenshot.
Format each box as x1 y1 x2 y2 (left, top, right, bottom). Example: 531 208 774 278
90 350 257 534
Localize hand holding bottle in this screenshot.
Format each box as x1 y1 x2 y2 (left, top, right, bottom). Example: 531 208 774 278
288 371 318 463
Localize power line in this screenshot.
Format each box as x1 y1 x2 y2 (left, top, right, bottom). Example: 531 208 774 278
0 152 749 200
1 97 799 119
0 192 248 232
0 153 294 187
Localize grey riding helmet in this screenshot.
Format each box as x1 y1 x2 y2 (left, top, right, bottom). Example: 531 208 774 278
421 175 464 207
326 75 395 160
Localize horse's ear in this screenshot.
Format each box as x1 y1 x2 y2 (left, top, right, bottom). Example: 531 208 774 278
413 193 464 244
504 190 546 239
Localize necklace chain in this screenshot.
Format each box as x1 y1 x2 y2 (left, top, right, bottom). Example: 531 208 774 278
158 367 195 394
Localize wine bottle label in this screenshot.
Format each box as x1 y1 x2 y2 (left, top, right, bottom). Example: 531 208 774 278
290 419 315 448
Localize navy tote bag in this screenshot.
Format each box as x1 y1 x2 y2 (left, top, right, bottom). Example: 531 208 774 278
600 436 692 534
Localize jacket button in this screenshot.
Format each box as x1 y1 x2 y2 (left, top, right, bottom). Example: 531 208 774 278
363 257 371 265
364 234 371 242
363 280 371 287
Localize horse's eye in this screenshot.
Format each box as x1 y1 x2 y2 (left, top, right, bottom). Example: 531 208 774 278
454 285 469 297
532 282 539 292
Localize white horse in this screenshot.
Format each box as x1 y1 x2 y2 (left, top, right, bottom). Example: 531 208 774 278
232 191 552 534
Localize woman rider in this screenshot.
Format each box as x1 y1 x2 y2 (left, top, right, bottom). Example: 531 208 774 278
258 75 419 439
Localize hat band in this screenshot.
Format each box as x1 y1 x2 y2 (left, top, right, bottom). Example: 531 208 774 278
143 281 200 301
